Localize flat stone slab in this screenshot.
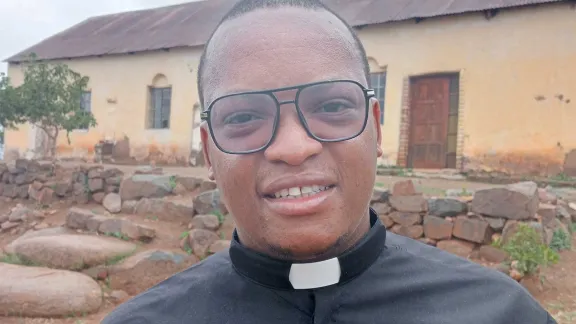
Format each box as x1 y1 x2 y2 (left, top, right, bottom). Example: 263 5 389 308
11 234 137 270
0 263 102 317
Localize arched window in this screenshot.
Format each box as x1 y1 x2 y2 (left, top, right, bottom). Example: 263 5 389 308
148 74 172 129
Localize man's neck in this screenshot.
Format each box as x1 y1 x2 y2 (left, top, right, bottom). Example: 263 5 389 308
239 209 372 262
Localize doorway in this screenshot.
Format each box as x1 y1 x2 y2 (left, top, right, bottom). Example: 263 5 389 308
407 74 460 169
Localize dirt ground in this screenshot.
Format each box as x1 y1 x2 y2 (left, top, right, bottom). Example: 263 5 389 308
0 165 573 323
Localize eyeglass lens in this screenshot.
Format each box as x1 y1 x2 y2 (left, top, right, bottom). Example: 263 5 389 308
209 81 367 153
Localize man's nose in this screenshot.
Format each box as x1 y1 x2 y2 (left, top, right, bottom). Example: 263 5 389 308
264 108 322 165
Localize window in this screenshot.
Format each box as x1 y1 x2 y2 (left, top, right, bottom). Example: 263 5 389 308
77 91 91 130
370 72 387 124
148 87 172 129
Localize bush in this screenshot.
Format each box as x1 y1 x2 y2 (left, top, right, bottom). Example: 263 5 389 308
550 228 572 252
503 223 559 276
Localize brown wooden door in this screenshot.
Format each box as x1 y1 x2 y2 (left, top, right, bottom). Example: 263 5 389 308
408 77 450 169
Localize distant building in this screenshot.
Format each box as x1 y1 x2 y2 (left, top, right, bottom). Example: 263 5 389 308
3 0 576 175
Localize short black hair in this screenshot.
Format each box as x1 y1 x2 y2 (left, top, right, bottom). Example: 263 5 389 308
196 0 371 109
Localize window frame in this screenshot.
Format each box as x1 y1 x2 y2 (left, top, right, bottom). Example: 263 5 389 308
370 72 387 125
148 86 172 129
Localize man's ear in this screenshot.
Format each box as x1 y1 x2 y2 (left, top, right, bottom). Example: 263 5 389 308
371 98 383 157
200 125 216 180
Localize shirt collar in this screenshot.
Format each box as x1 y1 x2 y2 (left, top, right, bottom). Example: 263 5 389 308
229 208 387 291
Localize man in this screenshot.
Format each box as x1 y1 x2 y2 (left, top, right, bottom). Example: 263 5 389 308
103 0 557 323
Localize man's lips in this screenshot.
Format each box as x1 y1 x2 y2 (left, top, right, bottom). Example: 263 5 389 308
259 173 338 216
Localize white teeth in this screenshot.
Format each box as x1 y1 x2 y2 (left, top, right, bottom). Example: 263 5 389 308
271 186 331 199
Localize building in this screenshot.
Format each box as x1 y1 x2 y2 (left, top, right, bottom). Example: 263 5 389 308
4 0 576 175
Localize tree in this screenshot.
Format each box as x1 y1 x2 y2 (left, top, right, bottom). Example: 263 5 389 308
0 54 97 158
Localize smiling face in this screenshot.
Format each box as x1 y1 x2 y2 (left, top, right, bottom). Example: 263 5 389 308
200 7 383 261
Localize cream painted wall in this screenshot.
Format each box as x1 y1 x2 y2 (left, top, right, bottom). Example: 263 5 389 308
6 48 202 163
5 2 576 172
357 2 576 173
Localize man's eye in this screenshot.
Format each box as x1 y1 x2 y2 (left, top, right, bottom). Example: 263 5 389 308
317 101 353 113
224 113 261 125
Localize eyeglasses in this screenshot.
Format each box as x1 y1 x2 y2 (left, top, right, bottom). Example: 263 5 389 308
201 79 375 155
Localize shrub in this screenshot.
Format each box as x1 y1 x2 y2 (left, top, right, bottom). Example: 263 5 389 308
503 223 559 276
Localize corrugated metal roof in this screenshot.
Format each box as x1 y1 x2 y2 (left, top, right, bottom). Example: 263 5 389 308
5 0 567 63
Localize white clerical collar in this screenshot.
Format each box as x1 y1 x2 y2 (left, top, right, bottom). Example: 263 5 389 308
229 208 387 291
289 257 341 289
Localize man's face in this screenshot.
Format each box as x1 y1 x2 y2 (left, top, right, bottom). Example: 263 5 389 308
201 7 382 261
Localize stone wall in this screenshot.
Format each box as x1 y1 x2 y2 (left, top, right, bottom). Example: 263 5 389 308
370 179 576 283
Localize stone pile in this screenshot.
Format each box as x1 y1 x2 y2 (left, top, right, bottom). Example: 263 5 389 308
370 180 576 271
0 159 125 205
0 204 47 236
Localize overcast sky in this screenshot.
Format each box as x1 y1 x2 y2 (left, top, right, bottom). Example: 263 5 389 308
0 0 196 74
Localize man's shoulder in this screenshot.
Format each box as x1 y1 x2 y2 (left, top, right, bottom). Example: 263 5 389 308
376 232 555 323
101 251 235 324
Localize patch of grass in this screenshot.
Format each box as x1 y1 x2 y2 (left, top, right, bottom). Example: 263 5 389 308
550 229 572 252
374 182 385 187
0 253 39 266
491 236 503 249
169 175 177 191
105 250 135 266
105 231 131 241
213 210 225 225
146 214 159 221
179 231 190 239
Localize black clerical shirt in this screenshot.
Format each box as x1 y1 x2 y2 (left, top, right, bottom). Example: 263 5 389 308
102 209 557 324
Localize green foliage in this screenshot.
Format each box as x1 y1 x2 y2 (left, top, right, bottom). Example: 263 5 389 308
502 223 559 276
550 228 572 252
105 231 130 241
0 253 38 266
169 175 177 190
213 210 225 225
0 53 97 157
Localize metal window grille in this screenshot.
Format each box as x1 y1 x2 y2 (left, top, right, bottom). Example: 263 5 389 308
149 87 172 129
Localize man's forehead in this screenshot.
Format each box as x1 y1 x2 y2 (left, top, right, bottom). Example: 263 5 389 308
202 7 363 104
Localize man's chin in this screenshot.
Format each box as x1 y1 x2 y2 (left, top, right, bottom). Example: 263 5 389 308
266 232 342 262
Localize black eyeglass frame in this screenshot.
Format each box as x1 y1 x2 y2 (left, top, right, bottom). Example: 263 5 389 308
200 79 376 155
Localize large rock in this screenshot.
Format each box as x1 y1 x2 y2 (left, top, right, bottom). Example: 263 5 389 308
190 214 221 231
103 193 122 213
85 249 198 296
67 207 98 229
7 204 43 222
389 195 427 213
479 245 509 263
4 227 73 254
423 215 453 240
119 174 173 201
391 225 423 239
371 188 390 204
0 263 102 317
427 198 468 217
389 211 421 226
501 221 549 246
176 176 203 191
391 180 416 196
134 196 194 222
436 239 475 258
193 189 227 215
470 182 539 220
453 216 493 244
188 229 219 257
12 234 137 270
